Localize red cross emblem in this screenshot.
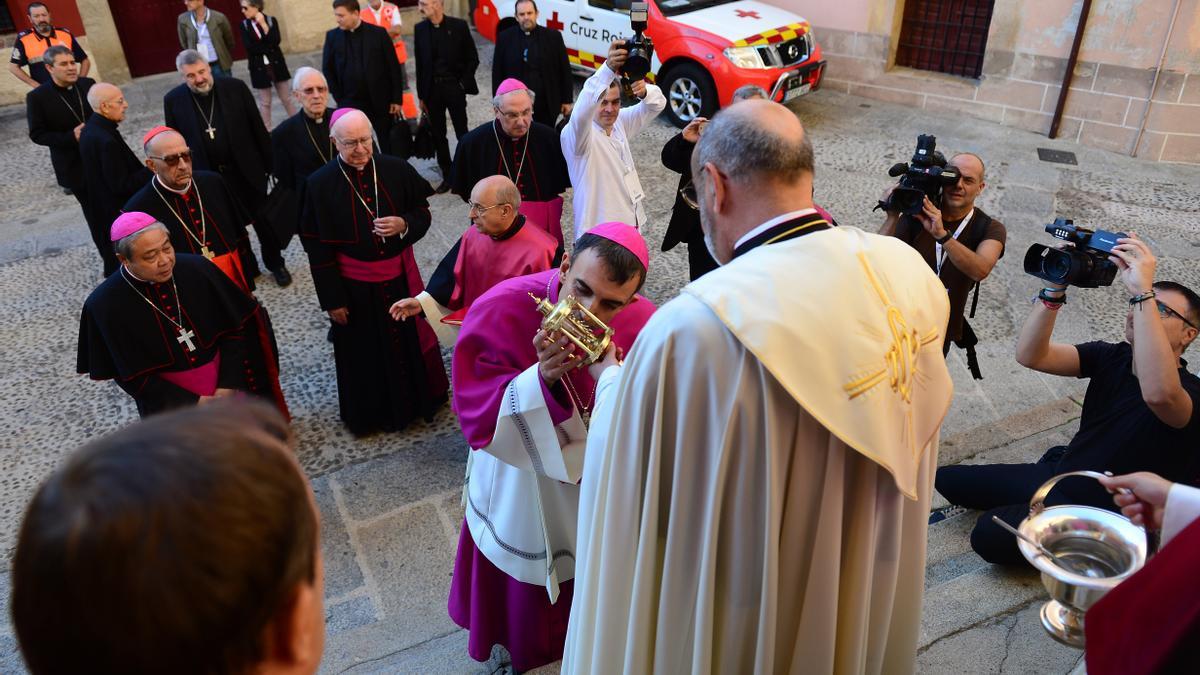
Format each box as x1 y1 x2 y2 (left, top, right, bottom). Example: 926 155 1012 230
547 11 565 32
735 10 761 19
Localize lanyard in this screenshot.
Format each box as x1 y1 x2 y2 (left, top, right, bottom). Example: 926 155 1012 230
936 208 974 276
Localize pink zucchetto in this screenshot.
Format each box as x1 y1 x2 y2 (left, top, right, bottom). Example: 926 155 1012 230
586 222 649 271
141 125 176 147
495 78 529 96
110 211 160 242
329 107 360 128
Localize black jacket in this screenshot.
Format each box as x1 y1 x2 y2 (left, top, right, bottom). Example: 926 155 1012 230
322 22 404 118
414 16 479 101
492 25 572 110
26 77 95 190
661 131 699 251
240 15 290 87
163 77 273 196
78 113 152 235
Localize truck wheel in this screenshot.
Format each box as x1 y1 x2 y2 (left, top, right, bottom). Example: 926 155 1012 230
660 63 717 128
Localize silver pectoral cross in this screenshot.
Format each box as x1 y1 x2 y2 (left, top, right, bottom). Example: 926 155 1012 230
176 327 197 352
205 126 216 140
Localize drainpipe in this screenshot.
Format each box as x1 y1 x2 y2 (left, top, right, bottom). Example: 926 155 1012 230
1132 0 1183 157
1048 0 1093 139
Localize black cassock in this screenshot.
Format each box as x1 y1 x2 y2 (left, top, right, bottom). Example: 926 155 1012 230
124 171 254 290
300 155 448 435
271 110 336 242
77 255 273 418
448 119 569 203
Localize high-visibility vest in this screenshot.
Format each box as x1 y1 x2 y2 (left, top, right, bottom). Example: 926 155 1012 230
360 2 408 65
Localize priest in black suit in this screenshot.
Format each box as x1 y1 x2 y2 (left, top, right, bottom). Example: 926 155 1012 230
164 49 291 287
492 0 573 127
299 109 448 436
322 0 405 155
26 46 101 265
78 213 276 418
78 83 152 277
415 0 479 188
272 67 336 241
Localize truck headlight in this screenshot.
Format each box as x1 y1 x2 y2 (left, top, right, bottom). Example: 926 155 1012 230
723 46 766 70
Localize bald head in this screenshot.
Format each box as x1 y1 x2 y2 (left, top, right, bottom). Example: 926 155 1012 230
145 129 186 156
694 100 812 187
473 175 522 209
87 83 127 123
332 110 374 168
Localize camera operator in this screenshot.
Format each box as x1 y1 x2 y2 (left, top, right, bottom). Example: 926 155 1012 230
937 236 1200 566
879 152 1005 362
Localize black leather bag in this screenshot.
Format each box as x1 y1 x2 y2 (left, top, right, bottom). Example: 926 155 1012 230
412 114 437 159
389 114 414 159
261 176 298 247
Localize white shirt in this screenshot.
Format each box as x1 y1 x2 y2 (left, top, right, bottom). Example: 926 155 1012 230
191 11 218 64
561 65 665 239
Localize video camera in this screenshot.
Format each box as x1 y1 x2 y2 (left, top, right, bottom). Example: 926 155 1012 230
1023 219 1127 288
879 134 961 216
620 1 655 82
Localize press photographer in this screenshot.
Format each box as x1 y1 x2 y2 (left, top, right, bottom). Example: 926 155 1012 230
937 231 1200 566
879 140 1005 375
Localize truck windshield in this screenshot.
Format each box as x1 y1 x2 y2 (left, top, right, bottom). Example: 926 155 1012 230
655 0 742 19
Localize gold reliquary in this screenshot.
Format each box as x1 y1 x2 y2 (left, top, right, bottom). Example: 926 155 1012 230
529 293 614 365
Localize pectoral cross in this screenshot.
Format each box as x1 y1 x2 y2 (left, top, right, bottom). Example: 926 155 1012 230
176 327 197 352
205 126 216 140
200 245 214 260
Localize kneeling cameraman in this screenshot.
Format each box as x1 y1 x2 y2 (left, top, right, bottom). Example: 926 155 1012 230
879 152 1005 365
937 235 1200 565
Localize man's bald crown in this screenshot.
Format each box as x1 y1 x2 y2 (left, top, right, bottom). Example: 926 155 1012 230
696 100 813 186
331 110 372 138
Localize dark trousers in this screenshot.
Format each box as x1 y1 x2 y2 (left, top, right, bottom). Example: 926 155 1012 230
75 188 118 277
935 446 1117 565
427 78 469 173
222 170 286 273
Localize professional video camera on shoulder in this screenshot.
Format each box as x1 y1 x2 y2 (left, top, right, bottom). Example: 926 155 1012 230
876 134 961 216
1023 218 1128 288
620 1 655 82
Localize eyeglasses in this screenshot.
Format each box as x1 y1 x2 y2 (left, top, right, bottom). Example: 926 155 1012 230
334 136 372 149
468 201 505 214
148 151 192 166
679 180 698 210
496 108 533 121
1156 300 1199 329
300 86 328 95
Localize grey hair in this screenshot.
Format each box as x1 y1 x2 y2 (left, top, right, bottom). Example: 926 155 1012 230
696 106 814 185
492 88 536 108
114 222 169 259
731 84 768 102
42 44 73 66
175 49 207 71
951 152 987 183
291 66 327 92
494 180 522 209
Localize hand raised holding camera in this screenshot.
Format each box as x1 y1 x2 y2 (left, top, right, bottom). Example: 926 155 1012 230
916 196 948 240
1108 234 1156 295
606 40 629 73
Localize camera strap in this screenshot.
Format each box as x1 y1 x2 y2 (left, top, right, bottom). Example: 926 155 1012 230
936 208 974 276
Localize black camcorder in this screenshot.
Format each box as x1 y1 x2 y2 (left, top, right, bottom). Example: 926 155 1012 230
879 134 961 216
621 1 655 82
1023 218 1128 288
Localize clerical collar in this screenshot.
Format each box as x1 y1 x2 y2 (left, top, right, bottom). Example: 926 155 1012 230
305 111 327 125
157 176 193 195
732 208 829 259
52 81 74 91
490 213 525 241
122 266 165 286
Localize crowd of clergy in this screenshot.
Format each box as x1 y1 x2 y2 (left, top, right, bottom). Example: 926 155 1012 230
14 1 1200 674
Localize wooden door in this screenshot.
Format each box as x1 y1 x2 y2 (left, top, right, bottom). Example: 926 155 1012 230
895 0 994 79
109 0 248 77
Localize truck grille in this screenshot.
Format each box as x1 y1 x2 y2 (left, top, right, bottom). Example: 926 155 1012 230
756 33 812 68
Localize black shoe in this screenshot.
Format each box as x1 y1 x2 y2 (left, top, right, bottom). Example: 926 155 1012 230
434 181 451 194
271 267 293 287
63 187 73 196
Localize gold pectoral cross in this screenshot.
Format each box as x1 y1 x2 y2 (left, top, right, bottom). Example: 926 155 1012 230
200 245 214 260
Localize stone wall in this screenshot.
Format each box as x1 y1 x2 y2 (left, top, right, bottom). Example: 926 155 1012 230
789 0 1200 164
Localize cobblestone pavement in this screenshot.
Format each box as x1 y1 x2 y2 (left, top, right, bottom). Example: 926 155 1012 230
1 34 1198 674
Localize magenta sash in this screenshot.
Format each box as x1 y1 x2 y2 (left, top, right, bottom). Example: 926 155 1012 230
518 197 565 248
336 253 404 282
159 354 220 397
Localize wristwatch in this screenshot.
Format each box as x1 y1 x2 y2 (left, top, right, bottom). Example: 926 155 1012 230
935 231 954 245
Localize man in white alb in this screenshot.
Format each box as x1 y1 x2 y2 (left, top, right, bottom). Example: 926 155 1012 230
564 100 955 674
561 40 664 240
